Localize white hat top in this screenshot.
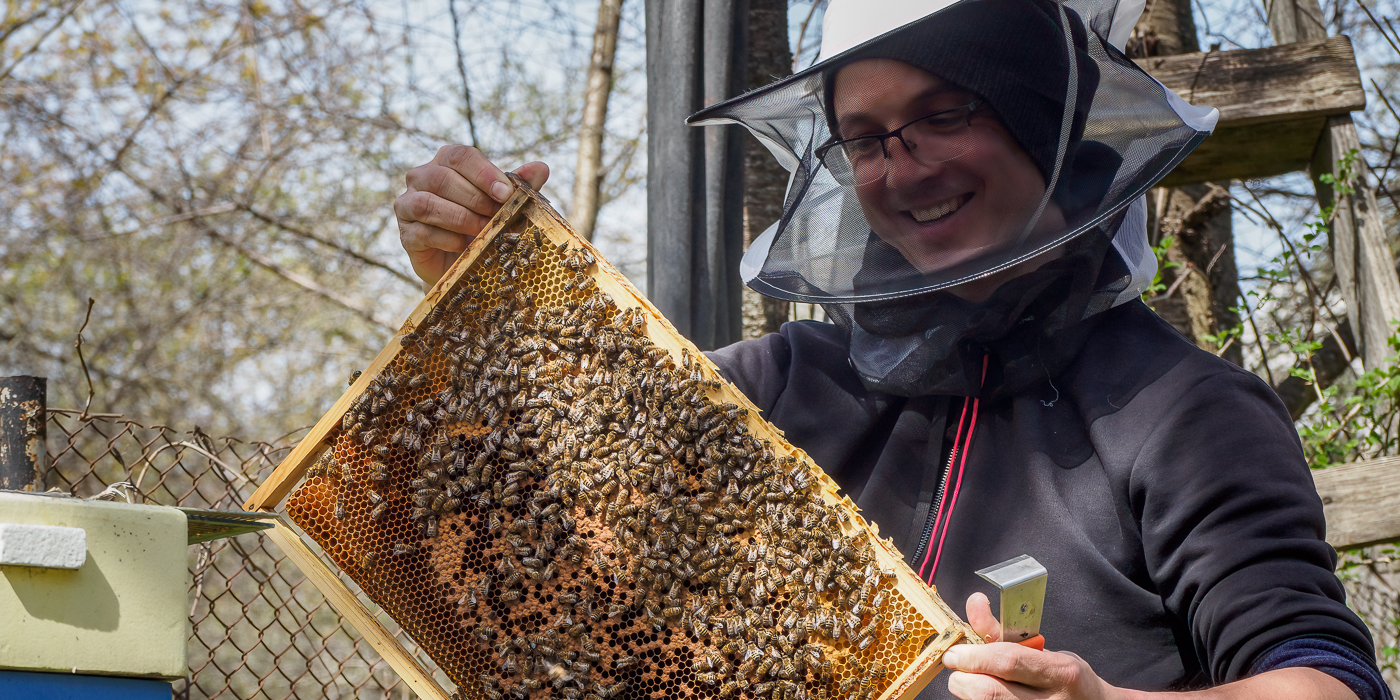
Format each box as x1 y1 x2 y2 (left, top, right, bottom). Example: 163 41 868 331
816 0 1145 61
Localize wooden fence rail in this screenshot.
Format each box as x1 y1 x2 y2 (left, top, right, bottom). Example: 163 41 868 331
1312 458 1400 550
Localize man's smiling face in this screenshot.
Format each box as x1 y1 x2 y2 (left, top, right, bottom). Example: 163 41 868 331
832 59 1064 278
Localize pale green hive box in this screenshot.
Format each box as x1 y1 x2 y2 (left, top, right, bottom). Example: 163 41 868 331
0 492 189 679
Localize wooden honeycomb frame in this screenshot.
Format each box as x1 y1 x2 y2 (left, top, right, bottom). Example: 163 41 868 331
245 176 979 700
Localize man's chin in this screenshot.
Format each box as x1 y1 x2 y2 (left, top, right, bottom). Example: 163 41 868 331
878 232 992 276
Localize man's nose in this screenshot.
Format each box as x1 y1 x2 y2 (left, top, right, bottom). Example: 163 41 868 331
882 136 944 188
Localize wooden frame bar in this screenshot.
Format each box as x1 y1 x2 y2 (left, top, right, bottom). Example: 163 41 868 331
266 518 452 700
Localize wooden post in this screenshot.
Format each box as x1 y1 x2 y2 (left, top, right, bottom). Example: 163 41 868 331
1268 0 1400 369
1266 0 1327 45
1309 115 1400 370
0 376 46 491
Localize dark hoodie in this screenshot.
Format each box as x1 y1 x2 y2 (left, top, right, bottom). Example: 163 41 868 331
708 301 1388 699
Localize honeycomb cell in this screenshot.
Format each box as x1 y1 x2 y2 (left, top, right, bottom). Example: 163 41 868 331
283 223 959 700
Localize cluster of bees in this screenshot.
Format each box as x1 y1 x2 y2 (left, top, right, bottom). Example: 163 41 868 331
303 228 909 700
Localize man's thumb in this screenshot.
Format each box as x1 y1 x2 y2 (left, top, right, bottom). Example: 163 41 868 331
965 591 1002 643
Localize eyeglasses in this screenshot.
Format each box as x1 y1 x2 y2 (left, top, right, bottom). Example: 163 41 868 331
816 100 983 186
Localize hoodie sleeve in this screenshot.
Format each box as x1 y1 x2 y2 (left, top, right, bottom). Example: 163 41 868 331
1252 637 1392 700
1129 365 1381 685
704 326 795 415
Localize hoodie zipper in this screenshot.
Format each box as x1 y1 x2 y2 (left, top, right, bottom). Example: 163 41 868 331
914 398 964 578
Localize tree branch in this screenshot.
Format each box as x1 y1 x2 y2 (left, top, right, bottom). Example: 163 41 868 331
1274 317 1359 420
0 0 84 84
448 0 481 148
196 221 396 332
238 204 420 287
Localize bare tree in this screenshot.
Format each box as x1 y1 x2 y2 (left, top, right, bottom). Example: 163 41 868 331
570 0 625 241
0 0 616 438
1132 0 1244 367
741 0 795 338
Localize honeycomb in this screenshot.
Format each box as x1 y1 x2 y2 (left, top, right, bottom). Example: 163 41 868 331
275 191 973 700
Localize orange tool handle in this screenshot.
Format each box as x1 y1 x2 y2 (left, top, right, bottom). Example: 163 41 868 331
1017 635 1045 651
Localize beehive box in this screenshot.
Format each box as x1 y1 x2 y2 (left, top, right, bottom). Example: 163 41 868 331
244 176 980 700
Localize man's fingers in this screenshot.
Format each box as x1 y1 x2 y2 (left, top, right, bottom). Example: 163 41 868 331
398 221 468 288
514 161 550 191
941 643 1082 691
395 190 492 237
966 592 1002 643
434 144 513 202
405 164 500 218
399 221 473 256
946 672 1040 700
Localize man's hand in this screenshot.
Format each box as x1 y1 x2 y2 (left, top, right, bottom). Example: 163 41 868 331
395 145 549 288
942 592 1122 700
941 593 1358 700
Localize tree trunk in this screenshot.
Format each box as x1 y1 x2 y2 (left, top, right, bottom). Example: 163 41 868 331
741 0 793 339
570 0 624 241
1148 185 1245 366
1131 0 1244 367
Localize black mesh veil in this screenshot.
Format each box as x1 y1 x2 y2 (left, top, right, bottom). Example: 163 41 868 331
687 0 1217 306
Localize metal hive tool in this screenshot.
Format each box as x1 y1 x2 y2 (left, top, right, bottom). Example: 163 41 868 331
244 177 980 700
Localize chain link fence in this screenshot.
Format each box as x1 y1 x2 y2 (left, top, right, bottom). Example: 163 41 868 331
1340 552 1400 691
33 406 1400 696
42 407 422 699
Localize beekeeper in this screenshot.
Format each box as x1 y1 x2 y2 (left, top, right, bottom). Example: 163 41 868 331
393 0 1390 698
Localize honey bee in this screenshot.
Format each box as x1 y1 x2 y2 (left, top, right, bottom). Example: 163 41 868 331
431 491 451 512
334 496 346 520
369 461 390 481
756 656 776 677
360 428 378 445
370 501 388 521
361 551 378 571
394 542 417 557
612 656 638 670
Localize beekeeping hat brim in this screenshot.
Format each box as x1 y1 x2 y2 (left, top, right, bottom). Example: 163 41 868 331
686 0 1219 304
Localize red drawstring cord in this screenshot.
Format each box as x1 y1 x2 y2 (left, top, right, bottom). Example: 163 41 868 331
923 354 990 585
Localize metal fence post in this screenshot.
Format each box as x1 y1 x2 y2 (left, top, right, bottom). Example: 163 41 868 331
0 376 46 491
